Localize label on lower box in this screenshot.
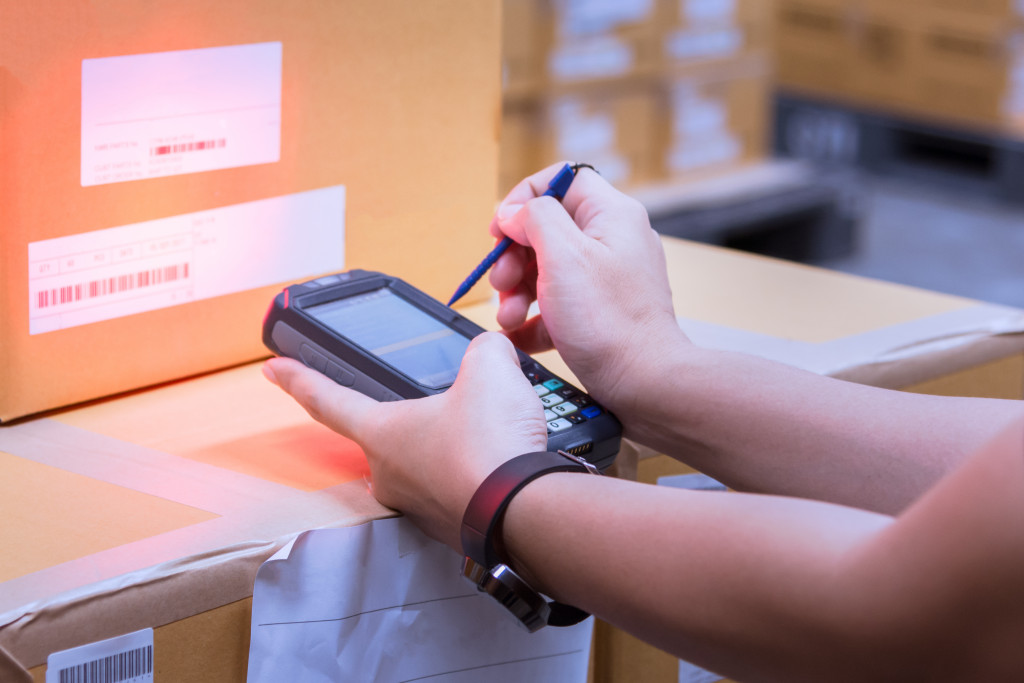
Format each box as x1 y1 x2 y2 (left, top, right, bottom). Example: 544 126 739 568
28 186 346 334
549 36 634 81
665 27 743 62
46 628 154 683
81 42 282 186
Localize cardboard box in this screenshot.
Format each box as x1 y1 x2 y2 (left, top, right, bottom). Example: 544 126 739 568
499 100 544 197
0 0 502 423
535 82 663 189
4 235 1024 681
774 1 861 99
657 60 771 181
502 0 556 97
911 10 1024 131
923 0 1024 20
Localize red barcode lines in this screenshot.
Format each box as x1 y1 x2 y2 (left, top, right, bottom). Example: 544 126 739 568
36 263 190 310
150 138 226 156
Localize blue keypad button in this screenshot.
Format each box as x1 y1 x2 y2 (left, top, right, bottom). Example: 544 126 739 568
542 379 564 392
581 406 602 419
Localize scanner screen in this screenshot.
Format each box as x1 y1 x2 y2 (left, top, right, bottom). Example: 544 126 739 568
306 288 471 389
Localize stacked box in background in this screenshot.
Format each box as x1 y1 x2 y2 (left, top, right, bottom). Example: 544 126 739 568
775 0 1024 134
500 0 775 196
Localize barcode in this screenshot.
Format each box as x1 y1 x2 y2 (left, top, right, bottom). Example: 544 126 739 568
36 263 190 310
150 138 226 156
58 644 153 683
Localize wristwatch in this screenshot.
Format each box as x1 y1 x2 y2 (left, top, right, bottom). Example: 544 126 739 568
460 450 601 632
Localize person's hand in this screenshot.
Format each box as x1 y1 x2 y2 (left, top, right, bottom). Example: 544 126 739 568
262 332 548 552
488 163 688 414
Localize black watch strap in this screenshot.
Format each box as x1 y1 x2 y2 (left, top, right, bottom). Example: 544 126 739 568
460 450 600 631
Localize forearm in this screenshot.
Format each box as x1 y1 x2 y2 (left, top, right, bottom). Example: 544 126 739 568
613 342 1024 513
502 474 894 682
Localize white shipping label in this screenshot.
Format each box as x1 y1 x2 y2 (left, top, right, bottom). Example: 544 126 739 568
46 628 154 683
81 42 282 186
669 133 740 172
29 186 346 335
665 28 743 62
557 0 654 38
549 36 634 81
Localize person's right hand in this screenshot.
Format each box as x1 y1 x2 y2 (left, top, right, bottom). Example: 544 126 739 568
488 163 688 416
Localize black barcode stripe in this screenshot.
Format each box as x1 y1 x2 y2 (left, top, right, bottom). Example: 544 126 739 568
36 263 190 310
150 138 226 156
58 644 153 683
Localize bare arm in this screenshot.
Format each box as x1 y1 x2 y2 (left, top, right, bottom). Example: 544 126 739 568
503 417 1024 682
618 337 1024 513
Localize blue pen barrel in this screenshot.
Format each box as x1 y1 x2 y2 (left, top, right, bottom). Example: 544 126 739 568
447 163 577 307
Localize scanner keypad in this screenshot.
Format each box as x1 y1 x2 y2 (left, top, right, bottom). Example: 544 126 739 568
523 363 602 435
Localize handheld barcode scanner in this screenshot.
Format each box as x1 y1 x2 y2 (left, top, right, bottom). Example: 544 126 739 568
263 270 621 470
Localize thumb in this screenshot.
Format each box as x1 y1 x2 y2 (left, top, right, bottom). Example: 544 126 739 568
456 331 527 386
263 356 377 441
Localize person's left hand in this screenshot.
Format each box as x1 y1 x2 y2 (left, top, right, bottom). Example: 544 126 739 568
263 332 548 551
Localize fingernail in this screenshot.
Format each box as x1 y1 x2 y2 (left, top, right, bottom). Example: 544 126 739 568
261 361 279 386
497 203 523 223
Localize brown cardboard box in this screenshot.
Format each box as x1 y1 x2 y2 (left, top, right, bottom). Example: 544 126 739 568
659 0 772 28
0 0 501 423
502 0 556 98
851 7 918 111
532 82 663 190
4 236 1023 681
545 25 663 87
500 100 544 197
911 10 1024 132
774 1 861 99
775 3 920 113
923 0 1024 20
657 60 771 182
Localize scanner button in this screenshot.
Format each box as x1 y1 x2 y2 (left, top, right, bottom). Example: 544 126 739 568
326 361 355 387
540 394 563 408
542 379 564 391
299 344 328 373
544 409 558 421
547 418 572 433
581 406 602 419
534 384 551 397
552 402 577 417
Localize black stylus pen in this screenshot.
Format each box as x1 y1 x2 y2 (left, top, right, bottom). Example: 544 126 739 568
447 163 578 307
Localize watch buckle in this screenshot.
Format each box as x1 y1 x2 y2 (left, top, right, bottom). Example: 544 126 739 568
557 449 600 475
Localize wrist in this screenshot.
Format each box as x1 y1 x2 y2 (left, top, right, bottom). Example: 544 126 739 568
593 319 693 423
460 450 599 631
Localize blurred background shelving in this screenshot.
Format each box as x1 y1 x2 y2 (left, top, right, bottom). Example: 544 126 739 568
499 0 1024 310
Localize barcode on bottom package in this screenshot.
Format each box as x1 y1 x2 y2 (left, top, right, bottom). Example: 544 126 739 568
57 644 153 683
36 263 190 310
